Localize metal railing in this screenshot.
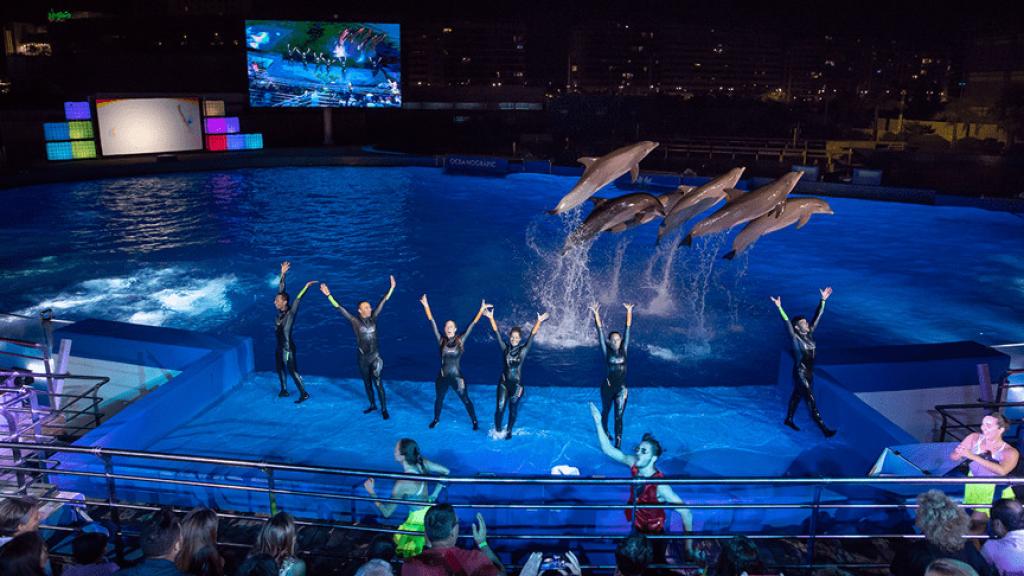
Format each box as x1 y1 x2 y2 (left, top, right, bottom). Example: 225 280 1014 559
936 399 1024 442
2 440 1021 573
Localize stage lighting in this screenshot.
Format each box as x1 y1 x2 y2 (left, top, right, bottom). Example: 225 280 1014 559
44 122 70 141
64 101 92 120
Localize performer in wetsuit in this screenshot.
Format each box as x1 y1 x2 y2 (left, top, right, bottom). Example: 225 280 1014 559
589 402 694 560
274 261 316 403
320 275 396 419
419 295 488 430
363 438 450 558
590 303 634 449
482 306 549 439
771 287 836 437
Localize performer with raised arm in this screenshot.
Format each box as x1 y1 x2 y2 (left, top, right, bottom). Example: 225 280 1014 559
590 303 634 448
482 306 549 439
589 402 694 560
320 275 396 419
273 261 316 403
771 287 836 437
419 295 489 430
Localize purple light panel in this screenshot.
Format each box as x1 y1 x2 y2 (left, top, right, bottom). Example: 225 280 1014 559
205 117 240 134
64 101 91 120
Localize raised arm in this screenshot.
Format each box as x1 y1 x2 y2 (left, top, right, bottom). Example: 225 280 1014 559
590 304 607 356
588 402 635 466
460 300 489 343
420 294 442 345
278 261 290 293
770 296 796 338
321 283 355 321
623 303 634 354
471 514 507 576
522 312 549 356
482 306 506 353
373 275 397 318
290 281 317 313
810 287 831 331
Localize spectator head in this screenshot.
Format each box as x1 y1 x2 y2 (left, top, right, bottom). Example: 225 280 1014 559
71 531 109 565
366 534 396 562
715 536 766 576
252 512 298 565
423 504 458 548
354 558 393 576
990 498 1024 537
235 554 278 576
614 533 653 576
0 531 48 576
980 414 1009 441
915 490 969 553
0 497 41 537
924 558 979 576
395 439 424 468
141 507 182 560
178 507 221 574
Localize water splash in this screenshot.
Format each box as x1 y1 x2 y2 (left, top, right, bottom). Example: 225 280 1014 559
599 238 629 305
641 237 682 317
526 211 598 349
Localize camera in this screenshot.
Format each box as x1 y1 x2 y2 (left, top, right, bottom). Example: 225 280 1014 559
540 555 567 572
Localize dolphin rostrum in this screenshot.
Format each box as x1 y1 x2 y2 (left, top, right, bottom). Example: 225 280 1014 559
680 171 804 247
657 167 746 244
723 197 833 260
548 141 660 215
563 193 665 254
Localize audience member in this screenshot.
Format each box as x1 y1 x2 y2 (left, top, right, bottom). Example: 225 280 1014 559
64 530 120 576
355 558 394 576
714 536 766 576
400 504 505 576
926 558 981 576
981 499 1024 576
234 554 277 576
250 512 306 576
177 507 224 576
118 508 185 576
0 497 41 547
0 531 48 576
615 533 653 576
890 490 994 576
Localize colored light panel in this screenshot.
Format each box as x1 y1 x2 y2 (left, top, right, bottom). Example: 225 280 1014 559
71 140 97 159
68 121 94 140
46 141 73 160
206 134 227 151
204 100 225 117
44 122 70 141
226 134 246 150
64 101 91 120
244 133 263 149
205 117 241 134
225 117 240 133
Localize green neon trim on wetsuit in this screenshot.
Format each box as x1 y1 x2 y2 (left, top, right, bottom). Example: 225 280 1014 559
295 283 312 302
328 294 341 309
777 306 789 322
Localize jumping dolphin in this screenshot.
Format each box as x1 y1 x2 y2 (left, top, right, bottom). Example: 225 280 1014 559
723 197 833 260
563 193 665 253
590 186 694 234
680 171 803 247
657 167 746 244
548 141 660 215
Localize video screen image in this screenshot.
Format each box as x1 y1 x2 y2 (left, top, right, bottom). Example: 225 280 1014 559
246 20 401 108
96 97 202 156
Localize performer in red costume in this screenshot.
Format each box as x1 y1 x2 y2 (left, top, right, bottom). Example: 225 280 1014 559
589 403 694 561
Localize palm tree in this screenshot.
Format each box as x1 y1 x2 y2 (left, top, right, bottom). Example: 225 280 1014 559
936 98 981 149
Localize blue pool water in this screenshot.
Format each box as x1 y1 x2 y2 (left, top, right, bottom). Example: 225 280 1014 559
2 167 1023 389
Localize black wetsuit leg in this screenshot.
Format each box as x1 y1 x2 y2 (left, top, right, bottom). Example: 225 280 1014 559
789 363 833 436
451 376 478 426
433 375 449 423
495 379 509 432
506 383 523 434
600 380 615 437
284 344 307 396
613 385 628 446
275 347 288 394
359 355 387 416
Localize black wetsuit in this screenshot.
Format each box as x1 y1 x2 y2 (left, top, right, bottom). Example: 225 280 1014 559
429 317 479 428
328 292 390 416
492 329 535 437
779 300 833 436
597 321 630 447
275 276 312 398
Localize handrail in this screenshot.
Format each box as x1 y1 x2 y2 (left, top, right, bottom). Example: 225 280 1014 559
935 399 1024 442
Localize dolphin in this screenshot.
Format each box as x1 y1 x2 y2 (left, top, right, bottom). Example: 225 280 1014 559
680 171 804 247
723 197 833 260
562 193 665 254
589 186 694 234
656 167 746 244
548 141 660 215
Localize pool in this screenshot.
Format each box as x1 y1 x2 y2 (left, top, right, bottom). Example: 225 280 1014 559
2 166 1023 389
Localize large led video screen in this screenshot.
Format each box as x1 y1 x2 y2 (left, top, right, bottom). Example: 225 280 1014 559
246 20 401 108
96 98 203 156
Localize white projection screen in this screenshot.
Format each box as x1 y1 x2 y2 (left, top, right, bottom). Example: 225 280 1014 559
96 97 203 156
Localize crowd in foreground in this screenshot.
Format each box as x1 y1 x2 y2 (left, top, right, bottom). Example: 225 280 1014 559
2 488 1024 576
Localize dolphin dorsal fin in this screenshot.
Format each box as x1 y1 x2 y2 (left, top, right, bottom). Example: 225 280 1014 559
631 164 640 182
723 188 744 203
578 157 599 168
796 213 812 229
772 202 786 218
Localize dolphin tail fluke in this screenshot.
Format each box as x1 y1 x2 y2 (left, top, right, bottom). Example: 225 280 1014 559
723 250 736 260
680 234 693 247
